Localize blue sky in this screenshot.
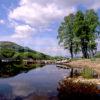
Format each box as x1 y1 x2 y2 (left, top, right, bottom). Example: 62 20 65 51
0 0 100 56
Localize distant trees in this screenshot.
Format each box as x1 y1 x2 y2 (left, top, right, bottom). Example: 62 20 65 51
0 48 15 58
58 9 100 58
13 52 50 60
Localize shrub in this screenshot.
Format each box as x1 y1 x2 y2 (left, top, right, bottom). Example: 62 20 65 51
80 67 94 79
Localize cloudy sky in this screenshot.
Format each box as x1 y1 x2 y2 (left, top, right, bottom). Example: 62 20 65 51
0 0 100 56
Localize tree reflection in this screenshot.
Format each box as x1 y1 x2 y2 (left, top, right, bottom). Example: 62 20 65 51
0 61 44 78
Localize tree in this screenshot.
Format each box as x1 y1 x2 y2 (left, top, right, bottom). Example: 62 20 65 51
74 10 90 58
74 10 99 58
0 48 15 58
13 52 23 61
58 14 80 58
58 9 100 58
85 9 99 57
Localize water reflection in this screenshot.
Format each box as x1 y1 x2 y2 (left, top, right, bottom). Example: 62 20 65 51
0 84 13 100
0 61 44 78
0 64 70 100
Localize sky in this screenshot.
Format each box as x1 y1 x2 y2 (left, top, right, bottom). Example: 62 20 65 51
0 0 100 56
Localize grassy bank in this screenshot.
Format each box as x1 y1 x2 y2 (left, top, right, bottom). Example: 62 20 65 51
64 58 100 75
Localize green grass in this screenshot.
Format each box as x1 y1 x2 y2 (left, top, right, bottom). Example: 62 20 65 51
81 67 94 79
90 57 96 61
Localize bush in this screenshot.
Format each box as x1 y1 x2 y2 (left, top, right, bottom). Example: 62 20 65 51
80 67 94 79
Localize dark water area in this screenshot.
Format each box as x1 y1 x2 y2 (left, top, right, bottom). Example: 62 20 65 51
0 64 70 100
0 61 44 78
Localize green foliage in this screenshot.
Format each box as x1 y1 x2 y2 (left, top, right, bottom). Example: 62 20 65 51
52 56 67 60
58 9 100 58
58 14 80 58
0 48 15 58
81 67 94 79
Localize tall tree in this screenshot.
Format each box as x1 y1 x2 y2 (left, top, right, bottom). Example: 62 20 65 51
85 9 99 57
74 10 90 58
58 14 80 58
58 9 100 58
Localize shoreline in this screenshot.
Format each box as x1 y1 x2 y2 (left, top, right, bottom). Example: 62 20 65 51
57 59 100 75
57 58 100 87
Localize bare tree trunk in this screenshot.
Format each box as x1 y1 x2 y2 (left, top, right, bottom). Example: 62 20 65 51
70 42 74 59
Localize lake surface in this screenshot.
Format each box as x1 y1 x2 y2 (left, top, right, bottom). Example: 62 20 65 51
0 64 70 100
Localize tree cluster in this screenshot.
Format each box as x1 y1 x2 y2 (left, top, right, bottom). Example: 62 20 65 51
58 9 100 58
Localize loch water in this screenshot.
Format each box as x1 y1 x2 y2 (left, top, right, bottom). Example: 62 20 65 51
0 64 71 100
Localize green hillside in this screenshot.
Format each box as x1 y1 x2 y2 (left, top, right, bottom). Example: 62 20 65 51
0 41 50 60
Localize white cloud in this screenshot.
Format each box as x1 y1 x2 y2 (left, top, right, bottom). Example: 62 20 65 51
9 3 74 26
0 19 5 24
12 25 35 38
8 0 100 34
8 0 76 39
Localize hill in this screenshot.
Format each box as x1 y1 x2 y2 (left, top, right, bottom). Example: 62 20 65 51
0 41 51 60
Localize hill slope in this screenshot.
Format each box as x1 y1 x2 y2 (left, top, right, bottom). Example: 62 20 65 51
0 41 50 60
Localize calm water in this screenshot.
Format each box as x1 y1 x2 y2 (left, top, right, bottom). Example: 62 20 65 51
0 64 70 100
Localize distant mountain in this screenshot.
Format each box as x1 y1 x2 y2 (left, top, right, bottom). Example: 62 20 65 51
0 41 51 60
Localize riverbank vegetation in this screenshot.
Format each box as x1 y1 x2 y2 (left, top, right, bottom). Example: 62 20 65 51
58 78 100 100
57 58 100 99
63 58 100 74
80 67 94 79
